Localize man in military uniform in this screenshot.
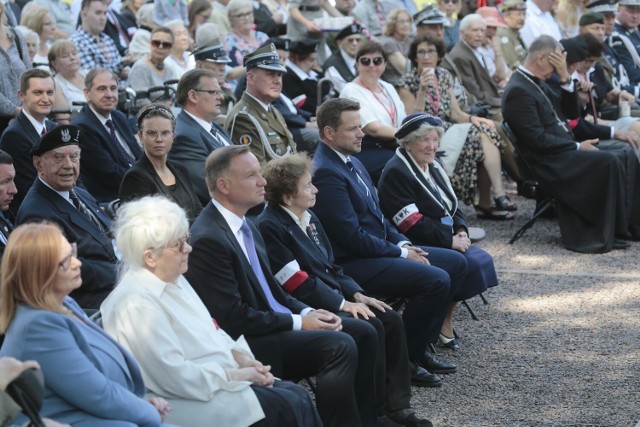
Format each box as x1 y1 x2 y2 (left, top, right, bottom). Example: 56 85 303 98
413 6 450 44
498 0 528 69
192 39 237 117
224 44 296 166
612 0 640 83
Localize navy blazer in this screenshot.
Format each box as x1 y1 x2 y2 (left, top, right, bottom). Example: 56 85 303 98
256 205 364 312
72 105 141 202
16 179 117 308
185 201 309 340
0 298 163 426
0 111 57 213
170 110 231 206
312 142 409 261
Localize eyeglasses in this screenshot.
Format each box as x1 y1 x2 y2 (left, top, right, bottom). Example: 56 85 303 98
358 56 384 66
231 11 253 19
142 130 174 140
167 234 190 252
193 89 223 97
416 48 439 57
442 0 458 4
151 40 173 49
59 243 78 271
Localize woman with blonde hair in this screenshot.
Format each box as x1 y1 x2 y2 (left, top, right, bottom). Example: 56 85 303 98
20 5 56 68
556 0 589 37
380 8 413 86
0 222 174 427
48 40 86 113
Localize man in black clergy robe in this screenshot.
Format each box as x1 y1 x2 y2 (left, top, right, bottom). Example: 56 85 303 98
502 35 640 253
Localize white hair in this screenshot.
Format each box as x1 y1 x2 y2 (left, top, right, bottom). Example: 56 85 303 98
459 13 487 31
398 123 444 148
14 26 39 46
136 3 154 27
195 22 221 46
113 195 189 271
227 0 252 19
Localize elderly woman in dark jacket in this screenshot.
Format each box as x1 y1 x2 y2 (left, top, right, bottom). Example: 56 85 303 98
119 104 202 223
378 113 499 349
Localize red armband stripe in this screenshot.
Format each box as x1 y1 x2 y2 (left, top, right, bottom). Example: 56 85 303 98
397 212 423 233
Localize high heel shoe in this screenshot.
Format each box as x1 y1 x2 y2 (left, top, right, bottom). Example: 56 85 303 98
438 333 460 350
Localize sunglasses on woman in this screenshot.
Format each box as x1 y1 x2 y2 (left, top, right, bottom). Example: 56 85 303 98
151 40 173 49
359 56 384 66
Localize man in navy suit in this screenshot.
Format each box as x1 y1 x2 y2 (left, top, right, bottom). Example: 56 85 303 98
171 69 232 206
16 125 117 309
186 145 370 427
312 98 467 384
0 150 17 260
72 68 141 203
0 68 58 213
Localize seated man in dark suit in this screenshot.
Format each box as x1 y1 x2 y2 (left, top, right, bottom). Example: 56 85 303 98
0 68 58 213
502 35 640 253
170 69 232 206
312 98 466 384
72 68 142 203
0 150 17 260
16 125 118 308
185 145 380 427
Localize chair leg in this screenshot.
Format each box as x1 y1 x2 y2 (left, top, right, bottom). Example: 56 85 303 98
479 293 489 305
462 300 479 321
429 342 438 355
508 198 554 244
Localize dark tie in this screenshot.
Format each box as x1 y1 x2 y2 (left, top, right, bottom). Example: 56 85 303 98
240 220 291 313
40 127 46 137
346 159 371 197
105 119 134 166
69 189 106 233
209 125 224 149
0 212 13 245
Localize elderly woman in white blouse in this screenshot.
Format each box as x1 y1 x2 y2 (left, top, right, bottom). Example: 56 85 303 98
100 196 321 427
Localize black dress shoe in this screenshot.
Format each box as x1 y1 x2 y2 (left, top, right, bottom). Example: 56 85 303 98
613 239 630 250
420 352 457 374
409 361 442 387
387 409 434 427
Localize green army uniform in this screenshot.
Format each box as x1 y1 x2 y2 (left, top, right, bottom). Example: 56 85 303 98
225 93 296 165
498 27 527 70
223 43 296 165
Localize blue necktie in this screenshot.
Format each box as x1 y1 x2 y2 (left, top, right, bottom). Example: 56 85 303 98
105 119 134 166
240 220 291 314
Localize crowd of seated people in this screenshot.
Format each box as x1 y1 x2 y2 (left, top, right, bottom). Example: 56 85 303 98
4 0 640 425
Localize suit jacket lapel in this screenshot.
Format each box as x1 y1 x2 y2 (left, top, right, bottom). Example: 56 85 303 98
180 111 218 152
208 203 274 307
273 205 330 262
18 112 41 144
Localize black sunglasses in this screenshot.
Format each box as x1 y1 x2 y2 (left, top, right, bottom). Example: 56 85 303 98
359 56 384 66
151 40 173 49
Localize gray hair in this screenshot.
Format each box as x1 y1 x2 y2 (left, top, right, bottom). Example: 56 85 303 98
15 26 39 47
398 123 444 148
165 19 186 33
227 0 252 19
113 195 189 271
195 22 221 46
136 3 154 27
459 13 486 31
527 34 561 58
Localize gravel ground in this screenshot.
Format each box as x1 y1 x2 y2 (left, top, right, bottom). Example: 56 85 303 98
409 189 640 427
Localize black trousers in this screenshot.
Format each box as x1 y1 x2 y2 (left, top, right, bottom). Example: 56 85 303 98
340 308 412 418
341 246 467 361
251 380 323 426
247 330 360 427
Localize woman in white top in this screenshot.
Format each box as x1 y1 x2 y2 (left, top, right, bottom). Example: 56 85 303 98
101 196 322 427
340 40 406 183
49 40 87 113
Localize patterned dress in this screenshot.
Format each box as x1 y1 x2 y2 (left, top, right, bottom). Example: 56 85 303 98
225 31 269 67
400 66 504 205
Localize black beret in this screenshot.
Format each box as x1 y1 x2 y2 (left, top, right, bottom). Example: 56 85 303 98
395 113 444 140
560 37 588 64
335 23 363 41
579 11 605 26
290 39 319 55
31 125 81 157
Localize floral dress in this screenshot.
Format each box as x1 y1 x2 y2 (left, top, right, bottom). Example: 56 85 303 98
400 66 504 205
225 31 269 67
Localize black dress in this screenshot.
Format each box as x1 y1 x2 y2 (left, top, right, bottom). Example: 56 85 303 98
119 154 203 223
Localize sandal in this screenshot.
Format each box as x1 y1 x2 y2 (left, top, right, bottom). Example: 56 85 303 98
475 205 515 221
494 195 517 211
